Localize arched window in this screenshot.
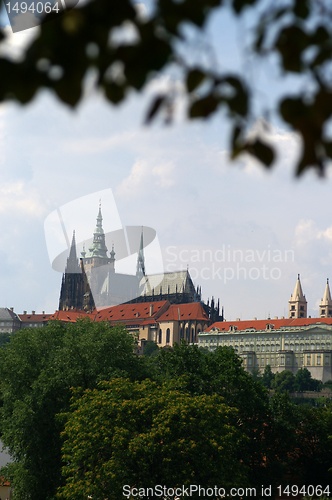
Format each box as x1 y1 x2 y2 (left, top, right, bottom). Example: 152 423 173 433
191 327 195 343
158 329 162 344
166 328 170 344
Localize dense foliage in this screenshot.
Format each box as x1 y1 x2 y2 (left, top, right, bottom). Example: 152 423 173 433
0 327 331 499
0 320 142 499
1 0 332 174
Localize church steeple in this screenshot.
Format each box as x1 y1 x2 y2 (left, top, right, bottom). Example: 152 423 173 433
136 228 145 279
59 231 95 312
86 202 109 260
65 231 81 274
288 274 307 318
319 278 332 317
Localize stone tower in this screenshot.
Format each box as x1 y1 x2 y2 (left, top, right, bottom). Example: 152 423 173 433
58 231 95 311
319 278 332 317
288 274 307 318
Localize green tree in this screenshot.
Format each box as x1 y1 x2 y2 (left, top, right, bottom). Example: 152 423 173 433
57 378 248 500
0 0 332 174
0 319 142 499
149 344 276 488
142 340 159 356
262 364 274 389
268 394 332 487
272 370 296 393
294 367 323 392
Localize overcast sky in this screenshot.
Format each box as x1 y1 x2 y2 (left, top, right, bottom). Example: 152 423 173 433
1 3 332 321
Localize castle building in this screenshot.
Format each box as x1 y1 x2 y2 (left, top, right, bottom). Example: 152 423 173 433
199 275 332 382
58 204 222 322
198 317 332 382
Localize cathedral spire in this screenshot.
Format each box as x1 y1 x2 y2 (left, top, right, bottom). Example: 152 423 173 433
288 274 307 318
319 278 332 317
86 202 109 259
65 231 81 274
136 227 145 278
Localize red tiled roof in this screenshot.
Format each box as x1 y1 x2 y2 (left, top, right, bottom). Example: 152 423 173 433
18 313 51 323
207 317 332 332
48 310 89 322
92 301 170 322
158 302 209 322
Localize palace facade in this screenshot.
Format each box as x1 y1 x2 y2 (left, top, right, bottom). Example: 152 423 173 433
198 275 332 382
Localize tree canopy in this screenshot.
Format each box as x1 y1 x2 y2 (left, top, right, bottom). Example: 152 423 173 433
58 378 248 499
0 330 331 498
1 0 332 175
0 319 142 499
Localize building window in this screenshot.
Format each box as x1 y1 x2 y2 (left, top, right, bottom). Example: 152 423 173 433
317 355 321 366
280 355 285 366
325 355 330 366
291 305 295 311
321 309 326 315
166 328 170 344
300 305 304 311
158 329 162 344
306 354 311 366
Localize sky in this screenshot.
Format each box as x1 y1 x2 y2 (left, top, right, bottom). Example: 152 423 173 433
1 3 332 320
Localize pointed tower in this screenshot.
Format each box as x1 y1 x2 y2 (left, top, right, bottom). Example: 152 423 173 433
81 202 112 277
136 228 145 280
319 278 332 317
88 203 109 260
288 274 307 318
59 232 95 311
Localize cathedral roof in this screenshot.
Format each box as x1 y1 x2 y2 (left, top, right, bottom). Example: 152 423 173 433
158 302 209 322
92 300 170 322
140 270 196 297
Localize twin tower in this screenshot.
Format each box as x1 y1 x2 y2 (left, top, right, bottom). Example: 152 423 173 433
288 274 332 318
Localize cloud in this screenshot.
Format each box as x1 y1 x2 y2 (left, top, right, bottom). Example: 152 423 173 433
0 181 44 216
117 159 175 197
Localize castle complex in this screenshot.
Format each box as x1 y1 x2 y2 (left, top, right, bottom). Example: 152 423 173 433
58 204 221 321
198 275 332 382
2 208 332 382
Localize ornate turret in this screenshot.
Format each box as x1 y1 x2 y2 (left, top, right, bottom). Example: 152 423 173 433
288 274 307 318
319 278 332 317
86 202 109 260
